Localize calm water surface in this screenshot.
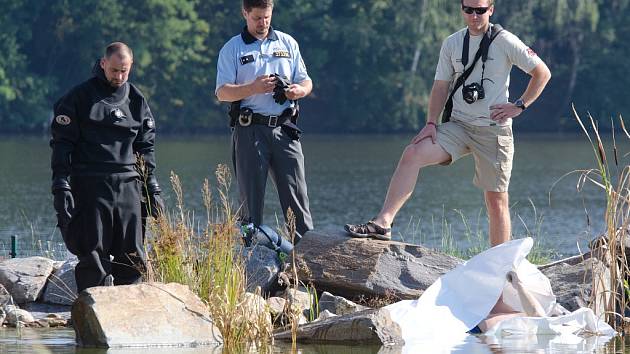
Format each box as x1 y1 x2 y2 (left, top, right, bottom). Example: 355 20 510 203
0 327 627 353
0 134 624 259
0 132 628 352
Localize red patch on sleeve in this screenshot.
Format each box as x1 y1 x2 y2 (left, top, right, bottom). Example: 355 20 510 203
526 48 537 57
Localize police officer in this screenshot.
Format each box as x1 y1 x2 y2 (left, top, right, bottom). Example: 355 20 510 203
50 42 164 292
215 0 314 241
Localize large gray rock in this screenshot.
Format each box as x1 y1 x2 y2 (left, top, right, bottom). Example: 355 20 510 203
274 308 403 346
72 282 222 348
43 258 78 305
294 231 462 300
0 257 55 303
540 256 610 316
243 245 281 293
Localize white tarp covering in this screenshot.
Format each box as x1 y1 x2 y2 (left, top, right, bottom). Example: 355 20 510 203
385 237 615 352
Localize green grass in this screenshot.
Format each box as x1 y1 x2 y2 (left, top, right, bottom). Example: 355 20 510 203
399 202 552 264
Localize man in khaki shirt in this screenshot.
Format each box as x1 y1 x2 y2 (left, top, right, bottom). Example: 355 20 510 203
346 0 551 246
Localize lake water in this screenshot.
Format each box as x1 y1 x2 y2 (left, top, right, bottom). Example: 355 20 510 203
0 327 626 353
0 133 624 260
0 133 628 351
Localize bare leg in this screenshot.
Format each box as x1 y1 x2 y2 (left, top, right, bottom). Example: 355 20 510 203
475 271 547 333
478 312 526 332
484 191 511 246
372 139 450 228
507 271 546 317
477 294 522 332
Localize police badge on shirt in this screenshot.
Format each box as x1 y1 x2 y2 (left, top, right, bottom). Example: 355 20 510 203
273 50 290 58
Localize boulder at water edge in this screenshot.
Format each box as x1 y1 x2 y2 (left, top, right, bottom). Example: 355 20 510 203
72 282 222 348
0 257 55 303
274 308 404 346
242 244 281 294
43 258 78 305
540 255 611 316
294 231 462 299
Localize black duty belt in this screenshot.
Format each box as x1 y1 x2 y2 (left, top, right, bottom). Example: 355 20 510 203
238 110 292 128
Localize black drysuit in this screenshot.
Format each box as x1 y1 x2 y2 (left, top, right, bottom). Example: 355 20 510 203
50 63 159 292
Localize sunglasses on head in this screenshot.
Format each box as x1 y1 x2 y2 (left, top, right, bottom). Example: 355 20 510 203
462 5 490 15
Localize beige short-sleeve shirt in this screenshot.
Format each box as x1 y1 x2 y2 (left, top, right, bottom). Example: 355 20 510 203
435 25 542 126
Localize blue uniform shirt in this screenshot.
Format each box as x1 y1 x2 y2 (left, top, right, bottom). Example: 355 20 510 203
215 27 310 116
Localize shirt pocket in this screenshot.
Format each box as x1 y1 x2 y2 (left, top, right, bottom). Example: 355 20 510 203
451 57 465 76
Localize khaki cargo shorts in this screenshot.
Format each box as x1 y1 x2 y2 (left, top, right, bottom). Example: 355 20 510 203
436 120 514 192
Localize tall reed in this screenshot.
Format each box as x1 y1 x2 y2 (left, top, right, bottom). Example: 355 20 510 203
572 106 630 330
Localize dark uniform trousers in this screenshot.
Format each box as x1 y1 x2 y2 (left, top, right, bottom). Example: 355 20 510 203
67 172 145 292
232 124 313 237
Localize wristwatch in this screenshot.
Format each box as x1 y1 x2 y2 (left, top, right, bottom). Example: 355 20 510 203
514 98 526 111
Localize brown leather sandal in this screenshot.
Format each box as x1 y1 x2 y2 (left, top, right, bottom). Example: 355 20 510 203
344 220 392 241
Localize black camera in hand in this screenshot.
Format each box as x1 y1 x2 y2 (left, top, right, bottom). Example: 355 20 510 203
462 82 485 104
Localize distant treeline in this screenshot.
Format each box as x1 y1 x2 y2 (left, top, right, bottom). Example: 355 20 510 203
0 0 627 134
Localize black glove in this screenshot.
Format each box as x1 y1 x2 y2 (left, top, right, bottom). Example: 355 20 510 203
144 175 164 218
147 193 165 218
271 73 291 105
52 177 74 229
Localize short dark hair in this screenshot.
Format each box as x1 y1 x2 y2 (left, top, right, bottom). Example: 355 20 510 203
104 42 133 60
243 0 273 11
461 0 494 5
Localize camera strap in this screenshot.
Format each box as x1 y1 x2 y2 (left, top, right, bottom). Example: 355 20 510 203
441 24 503 123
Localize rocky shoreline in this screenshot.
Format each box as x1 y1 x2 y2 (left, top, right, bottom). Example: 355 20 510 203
0 231 611 348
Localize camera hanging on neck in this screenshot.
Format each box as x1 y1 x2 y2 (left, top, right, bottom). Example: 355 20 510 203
441 24 503 123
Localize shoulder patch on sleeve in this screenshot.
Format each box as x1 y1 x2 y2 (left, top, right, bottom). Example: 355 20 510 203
526 48 537 57
146 118 155 129
55 115 71 126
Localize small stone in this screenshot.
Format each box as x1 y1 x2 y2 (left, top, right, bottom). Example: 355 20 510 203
266 297 286 317
287 288 312 314
34 319 49 328
313 309 337 322
48 318 68 327
5 307 35 327
319 291 368 316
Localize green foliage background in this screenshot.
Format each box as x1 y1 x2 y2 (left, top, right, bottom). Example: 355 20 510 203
0 0 626 134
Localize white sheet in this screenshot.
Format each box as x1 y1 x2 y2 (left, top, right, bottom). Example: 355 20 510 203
384 237 615 351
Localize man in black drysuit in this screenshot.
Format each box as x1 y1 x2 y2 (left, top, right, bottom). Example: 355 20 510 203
50 42 164 292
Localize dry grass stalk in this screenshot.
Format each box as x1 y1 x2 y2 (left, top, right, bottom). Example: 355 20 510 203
284 207 300 351
573 106 630 331
145 165 272 351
